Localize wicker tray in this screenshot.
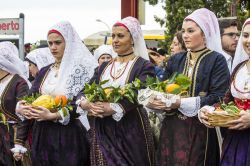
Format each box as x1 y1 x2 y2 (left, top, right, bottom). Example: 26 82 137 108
207 111 240 127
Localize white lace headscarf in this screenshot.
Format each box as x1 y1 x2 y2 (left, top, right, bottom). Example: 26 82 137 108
116 16 149 60
184 8 224 55
26 47 55 70
94 44 117 61
48 21 98 99
232 18 250 71
0 41 31 86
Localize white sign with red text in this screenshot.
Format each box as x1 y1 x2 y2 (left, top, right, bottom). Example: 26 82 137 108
0 18 20 35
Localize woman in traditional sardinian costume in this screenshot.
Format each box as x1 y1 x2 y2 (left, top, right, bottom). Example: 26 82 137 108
0 41 30 166
77 16 156 166
25 47 55 79
14 21 98 166
200 18 250 166
146 8 230 165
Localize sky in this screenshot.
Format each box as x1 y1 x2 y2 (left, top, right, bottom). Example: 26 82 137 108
0 0 165 43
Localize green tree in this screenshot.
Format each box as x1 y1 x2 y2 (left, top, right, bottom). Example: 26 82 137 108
144 0 231 51
237 0 250 25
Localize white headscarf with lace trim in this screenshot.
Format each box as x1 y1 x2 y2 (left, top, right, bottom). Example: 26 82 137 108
0 41 31 86
26 47 55 70
48 21 98 99
94 44 117 61
232 18 250 71
184 8 224 55
118 16 149 60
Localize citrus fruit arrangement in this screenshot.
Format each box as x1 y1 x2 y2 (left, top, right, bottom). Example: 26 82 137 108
21 94 72 113
84 79 141 103
145 72 191 96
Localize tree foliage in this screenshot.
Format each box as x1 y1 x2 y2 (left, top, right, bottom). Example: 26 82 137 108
237 0 250 25
143 0 232 50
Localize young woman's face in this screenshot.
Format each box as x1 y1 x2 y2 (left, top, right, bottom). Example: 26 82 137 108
98 54 112 65
170 36 184 55
47 33 65 62
242 24 250 56
29 62 39 77
112 26 133 55
182 20 206 51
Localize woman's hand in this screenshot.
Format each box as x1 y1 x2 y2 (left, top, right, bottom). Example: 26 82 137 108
198 108 214 128
28 106 58 121
16 101 33 119
94 102 115 117
227 111 250 130
13 152 24 161
146 97 180 111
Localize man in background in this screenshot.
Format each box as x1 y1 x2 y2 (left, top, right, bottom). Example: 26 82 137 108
219 18 239 73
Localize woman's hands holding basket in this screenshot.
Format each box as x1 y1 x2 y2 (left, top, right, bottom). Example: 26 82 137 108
227 111 250 130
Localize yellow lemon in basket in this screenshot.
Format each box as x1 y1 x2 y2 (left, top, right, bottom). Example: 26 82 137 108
32 95 56 110
165 84 181 94
104 88 113 97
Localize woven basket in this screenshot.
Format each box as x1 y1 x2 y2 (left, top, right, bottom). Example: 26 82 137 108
207 111 240 127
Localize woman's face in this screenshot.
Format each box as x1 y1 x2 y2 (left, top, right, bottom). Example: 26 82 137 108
182 20 205 51
112 26 134 55
47 33 65 62
242 24 250 56
170 36 183 55
29 62 39 77
98 54 112 65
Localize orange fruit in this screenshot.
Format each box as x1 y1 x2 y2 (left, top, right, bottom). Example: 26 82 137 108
165 83 181 94
54 95 68 107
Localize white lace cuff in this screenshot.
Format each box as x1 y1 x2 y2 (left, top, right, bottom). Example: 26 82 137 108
11 144 27 154
58 108 70 125
159 94 180 107
110 103 124 121
198 105 215 123
75 96 90 130
178 97 200 117
15 101 25 121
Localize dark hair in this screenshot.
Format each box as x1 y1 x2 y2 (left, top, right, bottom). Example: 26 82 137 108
157 48 166 56
218 19 238 35
175 31 186 51
24 43 31 48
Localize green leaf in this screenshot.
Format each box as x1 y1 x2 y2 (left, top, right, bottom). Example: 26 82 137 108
175 74 191 90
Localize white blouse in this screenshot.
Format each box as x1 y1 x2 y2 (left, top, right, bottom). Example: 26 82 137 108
41 67 59 96
231 64 250 99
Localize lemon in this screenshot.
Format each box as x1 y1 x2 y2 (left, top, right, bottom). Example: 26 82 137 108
165 83 181 94
32 95 56 110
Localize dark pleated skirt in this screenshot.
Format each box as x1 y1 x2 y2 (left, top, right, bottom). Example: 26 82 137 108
220 129 250 166
157 113 220 166
31 119 90 166
90 107 155 166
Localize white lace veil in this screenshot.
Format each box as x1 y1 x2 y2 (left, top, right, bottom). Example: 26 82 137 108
0 41 31 86
232 18 250 71
118 16 149 60
184 8 224 55
26 47 55 70
93 44 117 61
48 21 98 99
